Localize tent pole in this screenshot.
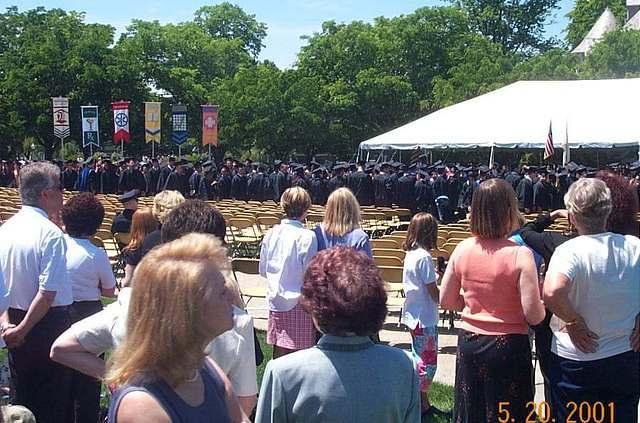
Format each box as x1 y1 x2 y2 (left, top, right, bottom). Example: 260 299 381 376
488 145 495 168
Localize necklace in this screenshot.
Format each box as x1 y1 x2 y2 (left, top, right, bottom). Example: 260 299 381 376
186 370 199 383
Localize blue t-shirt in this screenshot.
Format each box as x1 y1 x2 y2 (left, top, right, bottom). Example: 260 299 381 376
314 225 373 258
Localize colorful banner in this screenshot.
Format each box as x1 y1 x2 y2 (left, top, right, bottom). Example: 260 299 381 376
52 97 70 140
81 105 100 147
171 104 188 145
201 105 219 146
112 101 131 144
144 102 161 144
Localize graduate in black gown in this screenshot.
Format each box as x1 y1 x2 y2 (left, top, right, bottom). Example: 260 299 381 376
217 165 232 199
309 167 328 205
231 166 249 201
247 163 270 202
163 159 190 197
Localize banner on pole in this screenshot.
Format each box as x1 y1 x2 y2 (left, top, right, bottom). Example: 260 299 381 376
112 101 131 144
81 106 100 147
201 105 218 146
145 102 161 144
171 104 188 145
52 97 70 140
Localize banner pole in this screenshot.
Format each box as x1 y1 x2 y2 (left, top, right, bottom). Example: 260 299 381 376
179 145 182 159
208 144 212 160
152 141 155 159
90 143 93 157
121 142 124 159
60 137 65 159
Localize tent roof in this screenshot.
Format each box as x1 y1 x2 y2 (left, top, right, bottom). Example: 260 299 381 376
359 78 640 151
572 8 619 54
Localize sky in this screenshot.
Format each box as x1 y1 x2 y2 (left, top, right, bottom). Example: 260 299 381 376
7 0 575 68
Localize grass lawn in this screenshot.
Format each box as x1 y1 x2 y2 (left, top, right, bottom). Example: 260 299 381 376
255 330 455 423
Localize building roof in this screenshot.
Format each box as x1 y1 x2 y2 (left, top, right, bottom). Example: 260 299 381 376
572 8 619 54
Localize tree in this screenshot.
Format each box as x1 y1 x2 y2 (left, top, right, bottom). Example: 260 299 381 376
582 29 640 77
451 0 560 54
0 7 123 159
194 2 267 59
431 35 515 108
566 0 626 48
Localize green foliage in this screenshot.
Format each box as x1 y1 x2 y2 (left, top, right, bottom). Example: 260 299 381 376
194 2 267 59
60 141 80 161
451 0 560 54
566 0 626 48
0 3 638 162
582 29 640 77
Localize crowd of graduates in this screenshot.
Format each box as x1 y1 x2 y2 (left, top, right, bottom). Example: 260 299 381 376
2 155 640 221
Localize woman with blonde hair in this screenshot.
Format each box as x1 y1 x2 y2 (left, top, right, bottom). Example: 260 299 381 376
121 207 158 287
440 178 545 423
314 187 372 256
106 233 248 423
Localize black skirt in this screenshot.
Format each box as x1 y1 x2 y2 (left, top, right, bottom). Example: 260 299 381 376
454 330 534 423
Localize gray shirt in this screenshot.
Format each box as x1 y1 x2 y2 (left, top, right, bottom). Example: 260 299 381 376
256 334 420 423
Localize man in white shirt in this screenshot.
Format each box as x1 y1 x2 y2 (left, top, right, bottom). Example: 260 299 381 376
0 161 73 423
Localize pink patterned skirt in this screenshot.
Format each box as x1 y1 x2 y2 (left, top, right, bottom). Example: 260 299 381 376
267 302 316 350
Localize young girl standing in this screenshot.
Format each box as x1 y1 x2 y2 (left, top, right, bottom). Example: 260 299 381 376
402 213 441 416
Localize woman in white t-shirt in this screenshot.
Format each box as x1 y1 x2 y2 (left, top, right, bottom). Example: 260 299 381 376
544 178 640 423
401 212 441 417
61 193 116 422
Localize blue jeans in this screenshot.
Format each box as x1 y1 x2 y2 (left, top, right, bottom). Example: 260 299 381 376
547 350 640 423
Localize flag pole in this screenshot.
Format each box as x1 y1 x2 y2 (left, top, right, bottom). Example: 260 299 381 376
151 141 155 159
563 121 570 166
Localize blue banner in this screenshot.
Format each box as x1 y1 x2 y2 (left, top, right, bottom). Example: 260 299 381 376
171 104 188 145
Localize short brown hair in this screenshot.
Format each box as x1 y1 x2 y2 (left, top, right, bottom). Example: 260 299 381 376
61 193 105 238
403 212 438 251
470 178 520 239
280 187 311 219
300 247 387 336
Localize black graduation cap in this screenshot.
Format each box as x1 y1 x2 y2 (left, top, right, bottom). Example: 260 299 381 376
83 157 95 165
417 170 429 177
391 161 403 169
478 165 489 173
274 160 282 167
411 154 428 163
118 189 139 203
312 167 324 175
202 160 213 169
175 159 189 166
628 161 640 171
332 162 347 171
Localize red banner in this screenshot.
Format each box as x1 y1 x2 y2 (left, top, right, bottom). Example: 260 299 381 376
202 105 218 146
112 100 131 144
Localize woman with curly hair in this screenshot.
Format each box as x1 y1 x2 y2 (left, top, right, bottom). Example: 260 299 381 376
61 192 117 422
255 247 420 423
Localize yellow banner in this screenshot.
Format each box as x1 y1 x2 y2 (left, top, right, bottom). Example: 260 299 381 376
145 102 161 144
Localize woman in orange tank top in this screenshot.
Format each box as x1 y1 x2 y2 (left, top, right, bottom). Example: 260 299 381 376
440 178 545 423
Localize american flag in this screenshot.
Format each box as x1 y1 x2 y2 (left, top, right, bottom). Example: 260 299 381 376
544 121 554 160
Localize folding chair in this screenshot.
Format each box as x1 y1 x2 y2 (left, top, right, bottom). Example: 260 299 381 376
231 258 267 306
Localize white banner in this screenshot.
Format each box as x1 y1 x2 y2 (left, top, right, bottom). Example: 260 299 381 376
52 97 70 140
81 105 100 147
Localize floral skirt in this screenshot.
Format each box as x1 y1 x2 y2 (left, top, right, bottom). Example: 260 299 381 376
409 325 438 393
454 330 534 423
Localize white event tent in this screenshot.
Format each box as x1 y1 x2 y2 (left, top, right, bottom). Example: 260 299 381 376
359 78 640 163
